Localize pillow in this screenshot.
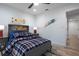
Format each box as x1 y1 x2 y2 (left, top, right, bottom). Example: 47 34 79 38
9 31 15 39
9 31 33 39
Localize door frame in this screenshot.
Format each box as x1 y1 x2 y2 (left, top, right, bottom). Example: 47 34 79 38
66 12 70 47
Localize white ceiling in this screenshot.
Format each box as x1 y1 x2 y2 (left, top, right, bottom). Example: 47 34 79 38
4 3 79 15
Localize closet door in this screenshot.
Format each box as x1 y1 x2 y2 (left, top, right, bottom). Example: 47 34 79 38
68 21 79 50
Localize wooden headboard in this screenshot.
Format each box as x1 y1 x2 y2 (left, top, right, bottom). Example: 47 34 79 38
8 24 29 35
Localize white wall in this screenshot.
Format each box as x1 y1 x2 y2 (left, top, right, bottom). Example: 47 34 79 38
36 4 79 46
1 3 79 46
0 4 35 37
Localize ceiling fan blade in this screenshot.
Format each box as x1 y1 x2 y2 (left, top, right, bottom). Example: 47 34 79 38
44 3 50 4
28 3 33 9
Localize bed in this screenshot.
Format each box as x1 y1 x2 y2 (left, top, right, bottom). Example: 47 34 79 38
2 24 52 56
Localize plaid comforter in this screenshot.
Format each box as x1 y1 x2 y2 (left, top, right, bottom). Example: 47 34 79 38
3 37 49 56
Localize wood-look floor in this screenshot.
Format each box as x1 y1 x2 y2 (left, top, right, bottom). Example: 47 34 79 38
51 45 79 56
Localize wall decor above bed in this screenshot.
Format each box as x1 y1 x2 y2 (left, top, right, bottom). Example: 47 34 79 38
11 17 25 24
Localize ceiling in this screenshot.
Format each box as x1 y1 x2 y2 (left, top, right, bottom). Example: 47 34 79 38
67 8 79 21
4 3 78 15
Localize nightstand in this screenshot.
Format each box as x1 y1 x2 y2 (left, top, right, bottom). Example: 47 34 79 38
0 37 8 52
0 37 8 55
33 33 39 36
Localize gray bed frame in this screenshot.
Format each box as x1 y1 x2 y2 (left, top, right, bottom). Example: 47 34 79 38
25 41 51 56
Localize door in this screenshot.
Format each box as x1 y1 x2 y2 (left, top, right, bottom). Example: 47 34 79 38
68 21 79 50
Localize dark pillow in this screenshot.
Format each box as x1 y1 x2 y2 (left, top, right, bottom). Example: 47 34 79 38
9 31 33 39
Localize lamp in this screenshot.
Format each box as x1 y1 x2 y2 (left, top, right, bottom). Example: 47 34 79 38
0 25 4 30
33 27 37 34
34 3 39 6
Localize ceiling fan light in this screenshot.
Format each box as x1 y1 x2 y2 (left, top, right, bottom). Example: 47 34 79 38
33 9 37 12
34 3 39 6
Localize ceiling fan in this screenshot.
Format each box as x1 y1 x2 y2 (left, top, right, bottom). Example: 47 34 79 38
28 3 51 9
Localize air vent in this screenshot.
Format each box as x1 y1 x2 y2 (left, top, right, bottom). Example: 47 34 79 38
45 9 48 11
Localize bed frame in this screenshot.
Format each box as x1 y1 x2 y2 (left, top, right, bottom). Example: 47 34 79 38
25 41 52 56
7 24 52 56
8 24 29 35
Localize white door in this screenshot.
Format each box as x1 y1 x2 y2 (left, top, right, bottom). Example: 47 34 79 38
68 21 79 50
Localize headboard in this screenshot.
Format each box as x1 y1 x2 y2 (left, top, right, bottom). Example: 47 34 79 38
8 24 29 36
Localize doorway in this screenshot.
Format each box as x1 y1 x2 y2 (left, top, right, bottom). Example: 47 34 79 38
67 9 79 50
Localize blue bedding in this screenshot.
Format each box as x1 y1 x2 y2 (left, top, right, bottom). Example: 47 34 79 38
3 37 49 56
7 31 38 47
3 31 50 56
